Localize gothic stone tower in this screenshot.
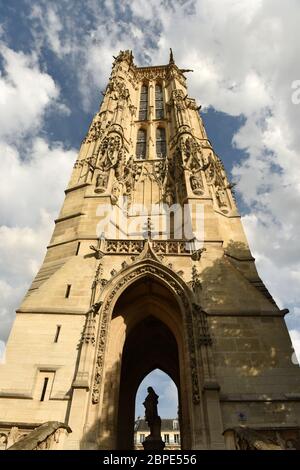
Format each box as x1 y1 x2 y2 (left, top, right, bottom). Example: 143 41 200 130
1 50 300 451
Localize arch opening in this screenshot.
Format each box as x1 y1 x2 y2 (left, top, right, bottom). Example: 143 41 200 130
134 368 180 449
113 276 185 450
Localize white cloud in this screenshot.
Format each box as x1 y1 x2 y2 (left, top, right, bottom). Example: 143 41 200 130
0 138 75 342
30 4 72 58
0 138 75 227
0 45 60 140
130 0 156 21
0 43 76 342
0 234 43 342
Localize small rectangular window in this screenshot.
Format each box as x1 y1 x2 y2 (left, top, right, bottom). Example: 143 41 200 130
174 433 180 444
54 325 61 343
75 242 81 255
139 434 145 443
65 284 71 298
34 371 55 401
164 434 170 444
40 377 49 401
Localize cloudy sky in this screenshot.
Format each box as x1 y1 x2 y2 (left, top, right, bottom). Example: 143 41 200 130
0 0 300 417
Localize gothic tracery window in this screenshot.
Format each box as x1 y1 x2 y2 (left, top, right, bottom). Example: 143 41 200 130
139 84 148 121
155 84 164 119
156 127 166 158
136 128 147 159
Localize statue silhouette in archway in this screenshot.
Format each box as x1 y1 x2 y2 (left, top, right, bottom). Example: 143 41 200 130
143 387 165 450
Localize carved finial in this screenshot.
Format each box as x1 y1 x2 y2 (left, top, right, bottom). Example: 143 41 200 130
169 48 175 64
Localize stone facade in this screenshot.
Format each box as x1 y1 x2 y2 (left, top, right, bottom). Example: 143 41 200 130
0 50 300 450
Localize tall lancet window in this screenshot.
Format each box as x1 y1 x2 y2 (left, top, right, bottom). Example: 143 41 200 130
156 127 166 159
136 128 147 159
155 84 164 119
139 84 148 121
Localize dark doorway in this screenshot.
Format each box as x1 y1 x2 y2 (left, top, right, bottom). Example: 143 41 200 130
116 315 181 449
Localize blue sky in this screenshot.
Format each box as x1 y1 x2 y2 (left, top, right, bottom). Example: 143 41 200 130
0 0 300 419
135 369 178 419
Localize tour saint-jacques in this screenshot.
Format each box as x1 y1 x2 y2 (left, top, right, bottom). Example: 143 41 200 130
0 50 300 451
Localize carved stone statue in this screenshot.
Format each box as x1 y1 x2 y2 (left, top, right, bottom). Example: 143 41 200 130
111 181 120 205
99 135 121 171
142 387 165 450
216 188 228 207
181 136 202 172
164 184 175 206
95 170 108 193
190 174 204 195
171 89 189 126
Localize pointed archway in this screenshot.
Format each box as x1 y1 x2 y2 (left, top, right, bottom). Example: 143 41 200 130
135 368 180 449
95 270 194 450
91 254 204 450
116 311 180 449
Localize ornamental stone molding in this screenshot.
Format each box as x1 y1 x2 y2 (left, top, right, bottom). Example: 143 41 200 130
91 254 201 405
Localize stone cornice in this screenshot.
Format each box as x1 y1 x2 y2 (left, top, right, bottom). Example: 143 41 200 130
204 309 287 317
65 182 91 194
54 212 85 224
16 307 87 315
